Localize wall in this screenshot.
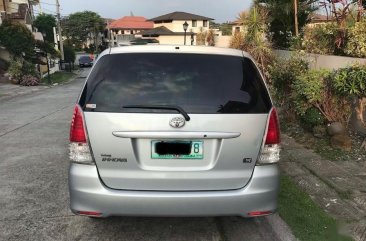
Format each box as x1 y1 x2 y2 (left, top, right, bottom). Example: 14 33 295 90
154 20 210 33
158 35 188 45
215 36 231 48
0 47 11 62
274 50 366 70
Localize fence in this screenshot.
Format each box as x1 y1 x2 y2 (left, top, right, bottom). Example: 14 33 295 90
274 50 366 70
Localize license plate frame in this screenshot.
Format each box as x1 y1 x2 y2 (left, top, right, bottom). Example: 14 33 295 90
151 140 204 159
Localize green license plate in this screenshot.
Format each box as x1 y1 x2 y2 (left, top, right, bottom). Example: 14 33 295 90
151 141 203 159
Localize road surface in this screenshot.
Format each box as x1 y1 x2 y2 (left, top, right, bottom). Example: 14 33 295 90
0 68 278 241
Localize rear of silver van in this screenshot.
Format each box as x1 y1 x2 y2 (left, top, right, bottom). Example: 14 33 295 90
68 46 280 218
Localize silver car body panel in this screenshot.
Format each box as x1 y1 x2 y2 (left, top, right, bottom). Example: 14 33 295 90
69 163 279 217
69 45 279 216
84 113 268 191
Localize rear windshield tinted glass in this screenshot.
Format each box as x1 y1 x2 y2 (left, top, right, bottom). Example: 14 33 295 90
79 53 272 114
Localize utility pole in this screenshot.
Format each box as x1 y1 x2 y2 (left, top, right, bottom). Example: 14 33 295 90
107 20 111 47
294 0 299 36
56 0 64 60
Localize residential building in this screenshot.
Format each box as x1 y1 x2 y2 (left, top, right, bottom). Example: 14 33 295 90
141 11 214 45
0 0 39 29
230 20 247 35
106 16 153 46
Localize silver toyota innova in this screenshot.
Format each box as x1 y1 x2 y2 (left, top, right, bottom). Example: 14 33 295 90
69 45 281 218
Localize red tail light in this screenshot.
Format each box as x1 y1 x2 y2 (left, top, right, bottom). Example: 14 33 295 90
77 211 102 217
265 108 280 145
70 105 87 143
248 211 273 217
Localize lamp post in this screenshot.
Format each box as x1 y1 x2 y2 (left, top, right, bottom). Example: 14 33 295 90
42 32 51 84
183 21 189 45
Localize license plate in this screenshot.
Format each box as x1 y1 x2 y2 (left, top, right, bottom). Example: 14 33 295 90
151 141 203 159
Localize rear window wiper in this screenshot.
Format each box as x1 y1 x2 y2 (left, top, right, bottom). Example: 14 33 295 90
122 105 190 121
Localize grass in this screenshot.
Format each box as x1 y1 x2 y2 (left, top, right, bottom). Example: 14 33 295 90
279 175 354 241
41 71 76 85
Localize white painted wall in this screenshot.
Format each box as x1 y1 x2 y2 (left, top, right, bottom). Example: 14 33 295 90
275 50 366 70
215 36 231 48
154 20 210 33
158 36 189 45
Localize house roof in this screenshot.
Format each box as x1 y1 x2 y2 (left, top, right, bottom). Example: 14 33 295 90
140 26 195 37
108 16 153 30
149 11 214 22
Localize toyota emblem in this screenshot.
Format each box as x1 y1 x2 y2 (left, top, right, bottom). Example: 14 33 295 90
169 117 185 128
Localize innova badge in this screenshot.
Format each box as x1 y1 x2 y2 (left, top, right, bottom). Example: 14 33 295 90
170 117 185 128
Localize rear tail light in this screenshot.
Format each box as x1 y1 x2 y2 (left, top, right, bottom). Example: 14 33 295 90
69 105 94 165
257 108 280 165
77 211 102 217
248 211 273 217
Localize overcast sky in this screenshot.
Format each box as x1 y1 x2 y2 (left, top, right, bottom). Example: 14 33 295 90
37 0 252 23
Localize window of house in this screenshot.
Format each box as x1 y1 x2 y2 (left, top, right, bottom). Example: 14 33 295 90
192 20 197 27
203 20 208 27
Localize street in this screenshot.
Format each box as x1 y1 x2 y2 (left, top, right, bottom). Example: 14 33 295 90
0 68 278 241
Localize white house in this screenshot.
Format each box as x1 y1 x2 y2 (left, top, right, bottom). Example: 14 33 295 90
141 11 214 45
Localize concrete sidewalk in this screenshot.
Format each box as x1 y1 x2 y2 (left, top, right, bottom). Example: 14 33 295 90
280 134 366 241
0 70 81 102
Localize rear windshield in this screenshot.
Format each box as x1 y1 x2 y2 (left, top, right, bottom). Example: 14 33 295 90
79 56 91 61
79 53 272 114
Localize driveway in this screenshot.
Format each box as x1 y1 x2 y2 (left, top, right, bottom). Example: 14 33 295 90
0 68 278 241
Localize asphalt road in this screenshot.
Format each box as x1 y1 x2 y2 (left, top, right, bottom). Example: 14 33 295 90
0 68 278 241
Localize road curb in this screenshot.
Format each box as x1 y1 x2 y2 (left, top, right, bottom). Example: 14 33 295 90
264 213 298 241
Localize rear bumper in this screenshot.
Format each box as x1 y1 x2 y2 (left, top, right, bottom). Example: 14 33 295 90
69 164 280 217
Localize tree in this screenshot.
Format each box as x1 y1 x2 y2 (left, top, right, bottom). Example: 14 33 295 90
33 14 57 43
63 45 76 63
255 0 318 48
63 11 104 50
0 20 35 60
232 7 273 78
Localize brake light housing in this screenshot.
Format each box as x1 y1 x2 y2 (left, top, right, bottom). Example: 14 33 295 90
258 108 281 165
69 105 94 165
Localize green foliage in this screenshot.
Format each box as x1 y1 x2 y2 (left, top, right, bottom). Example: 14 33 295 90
33 14 57 43
255 0 318 48
35 40 59 58
8 60 39 84
346 21 366 58
302 24 338 55
293 69 330 115
8 60 23 84
63 45 76 63
63 11 104 48
333 65 366 98
0 20 35 60
293 69 350 123
300 107 326 130
219 23 233 36
269 53 309 106
233 7 273 78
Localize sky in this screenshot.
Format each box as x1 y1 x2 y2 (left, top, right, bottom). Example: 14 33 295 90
37 0 252 23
